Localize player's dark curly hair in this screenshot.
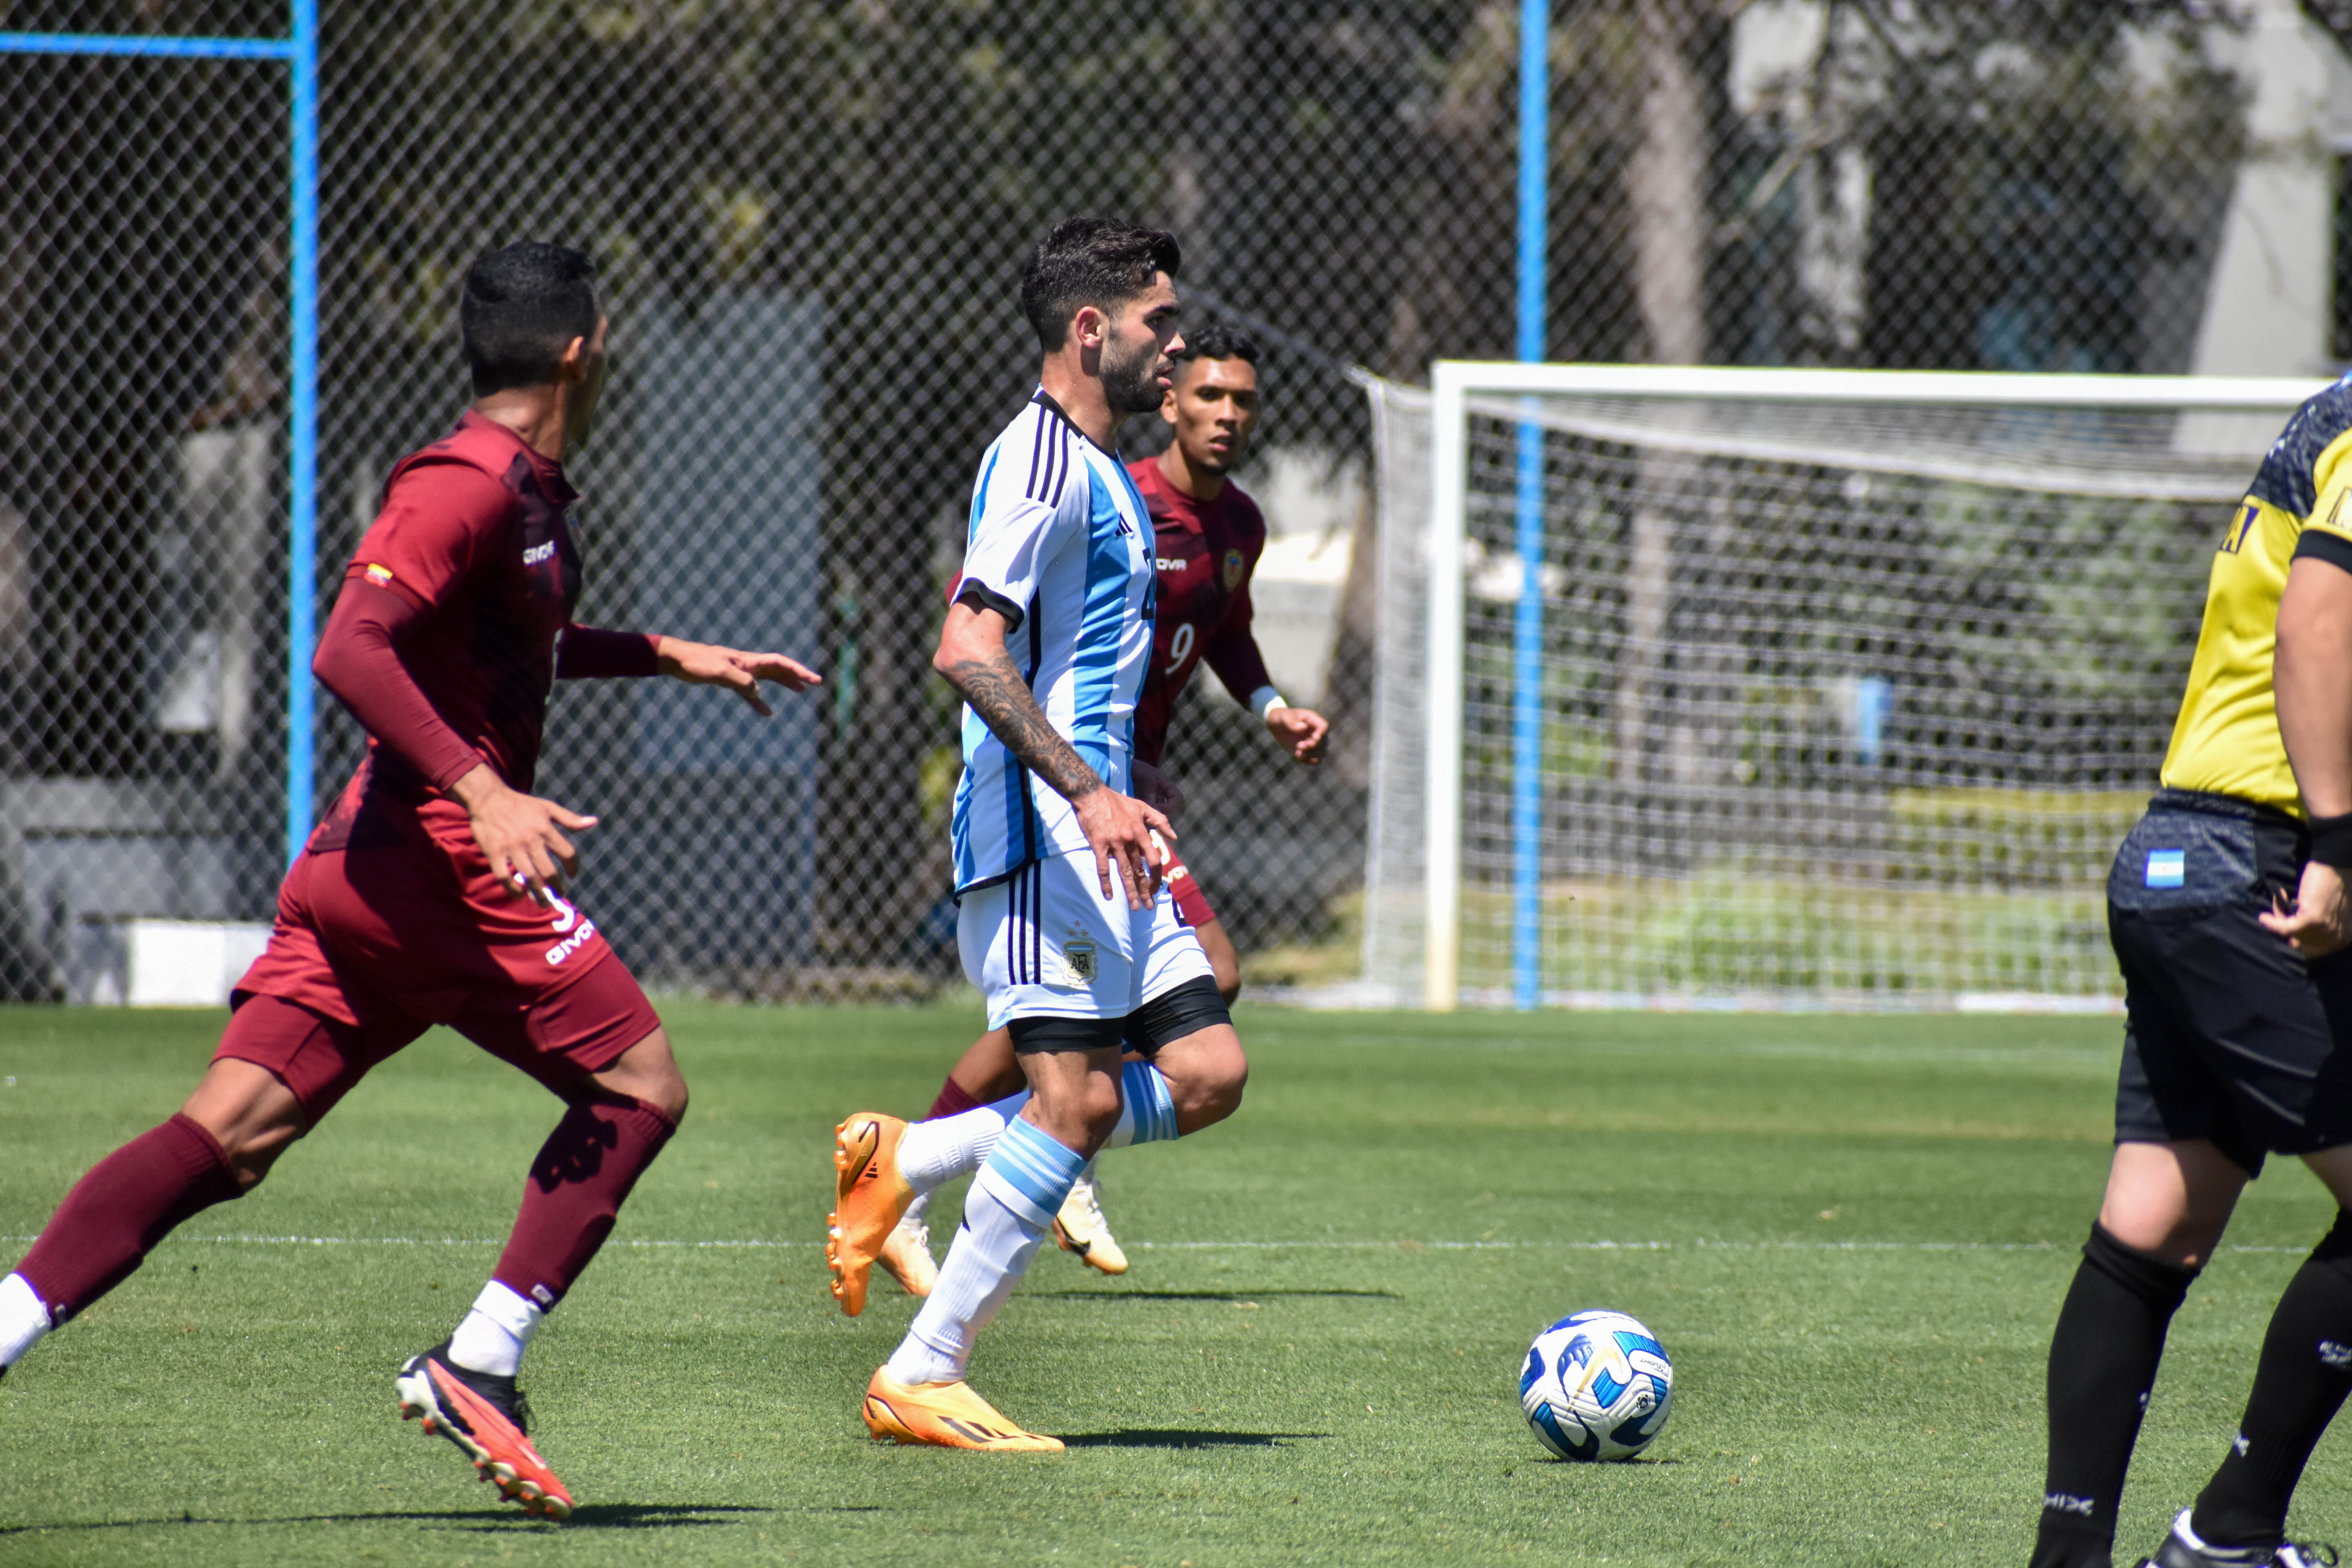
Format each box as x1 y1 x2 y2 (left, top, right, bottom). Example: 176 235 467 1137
1171 323 1259 366
1018 217 1181 352
461 242 601 396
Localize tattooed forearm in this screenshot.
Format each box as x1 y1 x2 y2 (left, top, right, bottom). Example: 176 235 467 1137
944 650 1103 804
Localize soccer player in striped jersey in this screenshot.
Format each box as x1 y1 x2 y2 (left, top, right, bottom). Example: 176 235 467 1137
824 218 1249 1452
2030 380 2352 1568
880 323 1330 1291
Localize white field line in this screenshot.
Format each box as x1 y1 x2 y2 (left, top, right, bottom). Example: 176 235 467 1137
0 1234 2311 1255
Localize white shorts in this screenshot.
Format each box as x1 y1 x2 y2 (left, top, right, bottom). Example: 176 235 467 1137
959 848 1215 1032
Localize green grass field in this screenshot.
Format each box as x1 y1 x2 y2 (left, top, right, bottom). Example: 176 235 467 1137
3 1002 2349 1566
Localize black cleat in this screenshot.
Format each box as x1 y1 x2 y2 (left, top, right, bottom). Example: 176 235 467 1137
2140 1509 2337 1568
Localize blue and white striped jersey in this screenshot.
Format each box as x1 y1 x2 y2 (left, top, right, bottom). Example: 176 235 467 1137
949 389 1156 893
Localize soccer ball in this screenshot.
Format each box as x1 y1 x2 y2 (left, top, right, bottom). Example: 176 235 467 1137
1519 1309 1673 1461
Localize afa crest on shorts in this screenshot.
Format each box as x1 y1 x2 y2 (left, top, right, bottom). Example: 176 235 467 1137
1051 932 1098 986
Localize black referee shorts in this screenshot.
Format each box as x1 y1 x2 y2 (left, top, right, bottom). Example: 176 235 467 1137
2107 788 2352 1176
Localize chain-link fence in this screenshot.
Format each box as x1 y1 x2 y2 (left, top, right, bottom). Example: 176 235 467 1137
4 0 2341 1004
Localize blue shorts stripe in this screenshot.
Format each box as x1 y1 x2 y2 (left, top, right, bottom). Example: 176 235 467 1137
1027 860 1042 984
1014 860 1033 985
1004 865 1021 985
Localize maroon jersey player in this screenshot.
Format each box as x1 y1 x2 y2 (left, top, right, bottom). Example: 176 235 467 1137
0 244 818 1518
877 324 1328 1294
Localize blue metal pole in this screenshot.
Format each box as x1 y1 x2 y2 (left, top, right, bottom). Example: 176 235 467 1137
0 33 294 58
285 0 319 864
1511 0 1548 1011
0 25 313 858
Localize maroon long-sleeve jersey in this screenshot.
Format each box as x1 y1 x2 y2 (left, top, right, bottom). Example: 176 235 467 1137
309 411 655 849
1127 458 1274 766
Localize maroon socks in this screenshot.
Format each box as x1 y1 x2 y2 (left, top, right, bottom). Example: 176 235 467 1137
490 1096 677 1309
14 1112 245 1324
11 1092 673 1355
927 1077 985 1121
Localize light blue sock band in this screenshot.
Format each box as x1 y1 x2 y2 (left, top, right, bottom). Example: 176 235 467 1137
1121 1060 1179 1146
977 1118 1088 1224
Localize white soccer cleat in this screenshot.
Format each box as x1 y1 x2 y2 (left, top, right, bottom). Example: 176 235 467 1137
1052 1170 1128 1276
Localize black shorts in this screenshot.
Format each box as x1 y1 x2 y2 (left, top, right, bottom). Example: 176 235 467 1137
2108 788 2352 1176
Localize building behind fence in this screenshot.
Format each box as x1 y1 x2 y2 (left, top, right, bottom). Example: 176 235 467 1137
4 0 2350 1003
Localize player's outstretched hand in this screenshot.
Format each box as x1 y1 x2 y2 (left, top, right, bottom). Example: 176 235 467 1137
450 762 597 907
657 638 821 717
1267 705 1330 765
1131 759 1187 816
1073 785 1175 911
2262 860 2352 957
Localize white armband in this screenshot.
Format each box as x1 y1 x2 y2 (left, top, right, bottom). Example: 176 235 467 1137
1249 686 1288 719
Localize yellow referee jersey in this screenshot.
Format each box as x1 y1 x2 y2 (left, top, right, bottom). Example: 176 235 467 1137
2162 380 2352 812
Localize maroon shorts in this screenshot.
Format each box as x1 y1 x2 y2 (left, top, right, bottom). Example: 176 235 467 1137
1163 844 1218 929
225 826 659 1122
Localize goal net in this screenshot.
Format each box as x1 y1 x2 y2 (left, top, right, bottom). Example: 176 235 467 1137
1363 366 2325 1012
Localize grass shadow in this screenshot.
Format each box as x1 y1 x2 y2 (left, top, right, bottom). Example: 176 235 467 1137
1036 1289 1403 1301
0 1510 525 1535
1 1503 773 1536
443 1502 778 1532
1059 1429 1330 1450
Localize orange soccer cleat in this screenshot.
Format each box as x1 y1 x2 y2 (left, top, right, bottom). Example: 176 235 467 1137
395 1343 574 1519
860 1367 1065 1452
827 1112 915 1316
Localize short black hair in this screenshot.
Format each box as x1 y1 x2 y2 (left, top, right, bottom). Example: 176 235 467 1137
461 242 601 395
1018 217 1181 352
1171 322 1259 367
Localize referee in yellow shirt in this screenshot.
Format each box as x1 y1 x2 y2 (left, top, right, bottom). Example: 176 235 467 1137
2034 389 2352 1568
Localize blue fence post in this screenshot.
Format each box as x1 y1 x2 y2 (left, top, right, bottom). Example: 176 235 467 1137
285 0 319 865
0 20 314 865
1511 0 1549 1011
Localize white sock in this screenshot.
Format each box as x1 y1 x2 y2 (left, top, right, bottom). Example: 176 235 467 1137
884 1119 1085 1387
897 1091 1029 1193
0 1273 53 1369
447 1281 544 1379
1102 1060 1179 1149
902 1186 933 1228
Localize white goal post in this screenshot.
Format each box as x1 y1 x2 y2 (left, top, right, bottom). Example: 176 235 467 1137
1395 362 2332 1013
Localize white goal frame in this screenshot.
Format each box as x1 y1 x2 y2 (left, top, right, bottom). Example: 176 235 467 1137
1420 361 2332 1012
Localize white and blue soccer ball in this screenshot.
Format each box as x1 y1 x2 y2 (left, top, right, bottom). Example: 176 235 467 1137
1519 1308 1673 1461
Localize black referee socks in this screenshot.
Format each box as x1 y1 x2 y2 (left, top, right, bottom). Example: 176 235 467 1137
2190 1210 2352 1550
2031 1223 2201 1568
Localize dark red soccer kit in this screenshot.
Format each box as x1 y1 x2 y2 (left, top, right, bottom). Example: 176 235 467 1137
1125 458 1273 931
13 412 677 1330
229 410 664 1120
